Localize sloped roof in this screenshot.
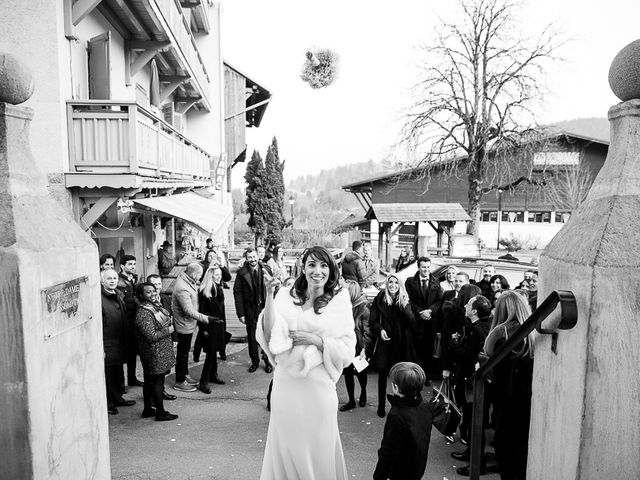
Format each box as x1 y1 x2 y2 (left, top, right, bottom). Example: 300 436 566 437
342 118 610 191
332 214 369 233
367 203 471 223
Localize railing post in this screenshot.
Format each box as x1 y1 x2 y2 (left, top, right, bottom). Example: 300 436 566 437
469 376 485 480
128 103 138 174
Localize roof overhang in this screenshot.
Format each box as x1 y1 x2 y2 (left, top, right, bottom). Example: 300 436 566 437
65 173 212 190
132 192 233 236
366 203 471 223
224 61 271 127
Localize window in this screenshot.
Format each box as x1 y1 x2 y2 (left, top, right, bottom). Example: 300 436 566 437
555 212 571 223
528 211 552 223
533 151 580 167
501 211 524 222
481 211 498 222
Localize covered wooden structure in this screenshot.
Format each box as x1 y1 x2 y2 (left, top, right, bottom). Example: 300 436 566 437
365 203 471 269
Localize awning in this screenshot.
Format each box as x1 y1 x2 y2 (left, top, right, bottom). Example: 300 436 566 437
366 203 471 223
132 192 233 235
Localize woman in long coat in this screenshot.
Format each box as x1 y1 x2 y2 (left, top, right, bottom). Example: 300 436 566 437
370 273 416 417
484 290 534 480
134 282 177 421
198 264 232 392
339 280 374 411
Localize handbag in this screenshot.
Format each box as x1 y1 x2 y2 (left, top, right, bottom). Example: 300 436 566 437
429 377 462 436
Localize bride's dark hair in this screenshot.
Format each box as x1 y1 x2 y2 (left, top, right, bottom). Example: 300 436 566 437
291 246 341 313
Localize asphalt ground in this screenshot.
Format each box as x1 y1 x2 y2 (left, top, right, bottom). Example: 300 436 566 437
109 343 499 480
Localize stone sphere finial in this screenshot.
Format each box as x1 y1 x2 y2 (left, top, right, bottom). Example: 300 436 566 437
609 40 640 102
0 53 34 105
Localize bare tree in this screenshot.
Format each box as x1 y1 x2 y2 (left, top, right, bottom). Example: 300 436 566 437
396 0 563 237
542 165 594 211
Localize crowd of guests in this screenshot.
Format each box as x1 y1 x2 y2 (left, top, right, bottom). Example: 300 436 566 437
99 237 536 479
337 240 538 479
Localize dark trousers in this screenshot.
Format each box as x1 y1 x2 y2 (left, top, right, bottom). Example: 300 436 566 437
377 368 389 410
193 328 205 361
175 332 193 383
418 322 438 378
343 365 368 402
126 351 139 383
143 371 165 414
246 320 270 367
200 337 218 383
105 365 123 408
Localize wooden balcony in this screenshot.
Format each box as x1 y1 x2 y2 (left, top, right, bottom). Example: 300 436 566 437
65 100 214 188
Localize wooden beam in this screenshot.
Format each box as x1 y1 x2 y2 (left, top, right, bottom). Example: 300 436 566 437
224 98 271 121
80 196 118 231
427 221 439 233
174 96 202 103
175 98 200 114
72 0 102 26
129 40 171 51
111 0 148 38
160 80 186 102
389 222 404 238
160 75 190 83
96 3 130 39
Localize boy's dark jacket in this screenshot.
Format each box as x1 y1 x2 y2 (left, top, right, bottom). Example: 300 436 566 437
373 393 432 480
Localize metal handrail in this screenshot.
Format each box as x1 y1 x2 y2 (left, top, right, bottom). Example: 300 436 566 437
465 289 578 480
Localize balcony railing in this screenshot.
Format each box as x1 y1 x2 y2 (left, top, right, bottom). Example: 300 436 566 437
154 0 210 105
66 100 213 182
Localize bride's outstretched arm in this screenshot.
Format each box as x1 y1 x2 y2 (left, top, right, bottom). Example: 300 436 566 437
262 271 280 344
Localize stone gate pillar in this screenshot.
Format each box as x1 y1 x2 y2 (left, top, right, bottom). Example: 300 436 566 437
0 55 110 479
528 42 640 479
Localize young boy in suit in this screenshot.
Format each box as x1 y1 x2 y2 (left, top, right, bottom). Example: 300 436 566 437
373 362 433 480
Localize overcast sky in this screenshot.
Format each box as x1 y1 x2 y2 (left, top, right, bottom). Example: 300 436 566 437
221 0 639 184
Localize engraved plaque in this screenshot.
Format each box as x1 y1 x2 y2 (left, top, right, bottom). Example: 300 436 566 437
41 276 91 339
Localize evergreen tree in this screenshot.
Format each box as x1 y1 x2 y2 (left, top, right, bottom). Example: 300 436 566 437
263 137 286 243
244 150 268 246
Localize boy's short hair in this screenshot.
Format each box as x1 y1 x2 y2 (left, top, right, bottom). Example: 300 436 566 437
389 362 426 397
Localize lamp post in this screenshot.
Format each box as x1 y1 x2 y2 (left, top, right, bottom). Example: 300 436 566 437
496 188 504 249
289 195 295 228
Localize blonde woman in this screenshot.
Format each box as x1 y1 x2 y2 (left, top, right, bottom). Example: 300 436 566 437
197 265 232 392
370 273 417 417
440 265 459 291
484 290 534 480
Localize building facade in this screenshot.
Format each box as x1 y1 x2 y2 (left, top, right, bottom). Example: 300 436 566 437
342 125 609 264
1 0 269 279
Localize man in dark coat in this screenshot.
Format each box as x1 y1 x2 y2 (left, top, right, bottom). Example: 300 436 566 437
233 247 273 373
341 240 366 286
404 256 443 379
101 269 136 415
117 254 143 387
475 264 495 299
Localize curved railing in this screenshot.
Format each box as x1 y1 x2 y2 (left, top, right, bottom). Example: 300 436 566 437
465 290 578 480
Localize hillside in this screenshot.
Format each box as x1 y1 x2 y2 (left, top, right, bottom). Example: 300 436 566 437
233 159 394 221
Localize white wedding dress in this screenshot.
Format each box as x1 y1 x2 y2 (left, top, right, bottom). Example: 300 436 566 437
256 288 356 480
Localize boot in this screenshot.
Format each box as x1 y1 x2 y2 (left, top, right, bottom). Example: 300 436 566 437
359 389 367 407
199 381 211 394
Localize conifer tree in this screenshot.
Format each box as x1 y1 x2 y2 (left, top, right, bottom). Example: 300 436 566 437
264 137 286 243
244 150 268 245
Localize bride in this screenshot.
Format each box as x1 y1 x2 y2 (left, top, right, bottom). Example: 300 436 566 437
257 246 356 480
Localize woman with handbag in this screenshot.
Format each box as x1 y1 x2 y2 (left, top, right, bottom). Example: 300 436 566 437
484 290 534 480
197 264 232 393
370 273 416 418
134 283 177 421
339 280 374 411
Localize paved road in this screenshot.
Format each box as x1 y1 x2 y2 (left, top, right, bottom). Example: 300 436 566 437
109 343 498 480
